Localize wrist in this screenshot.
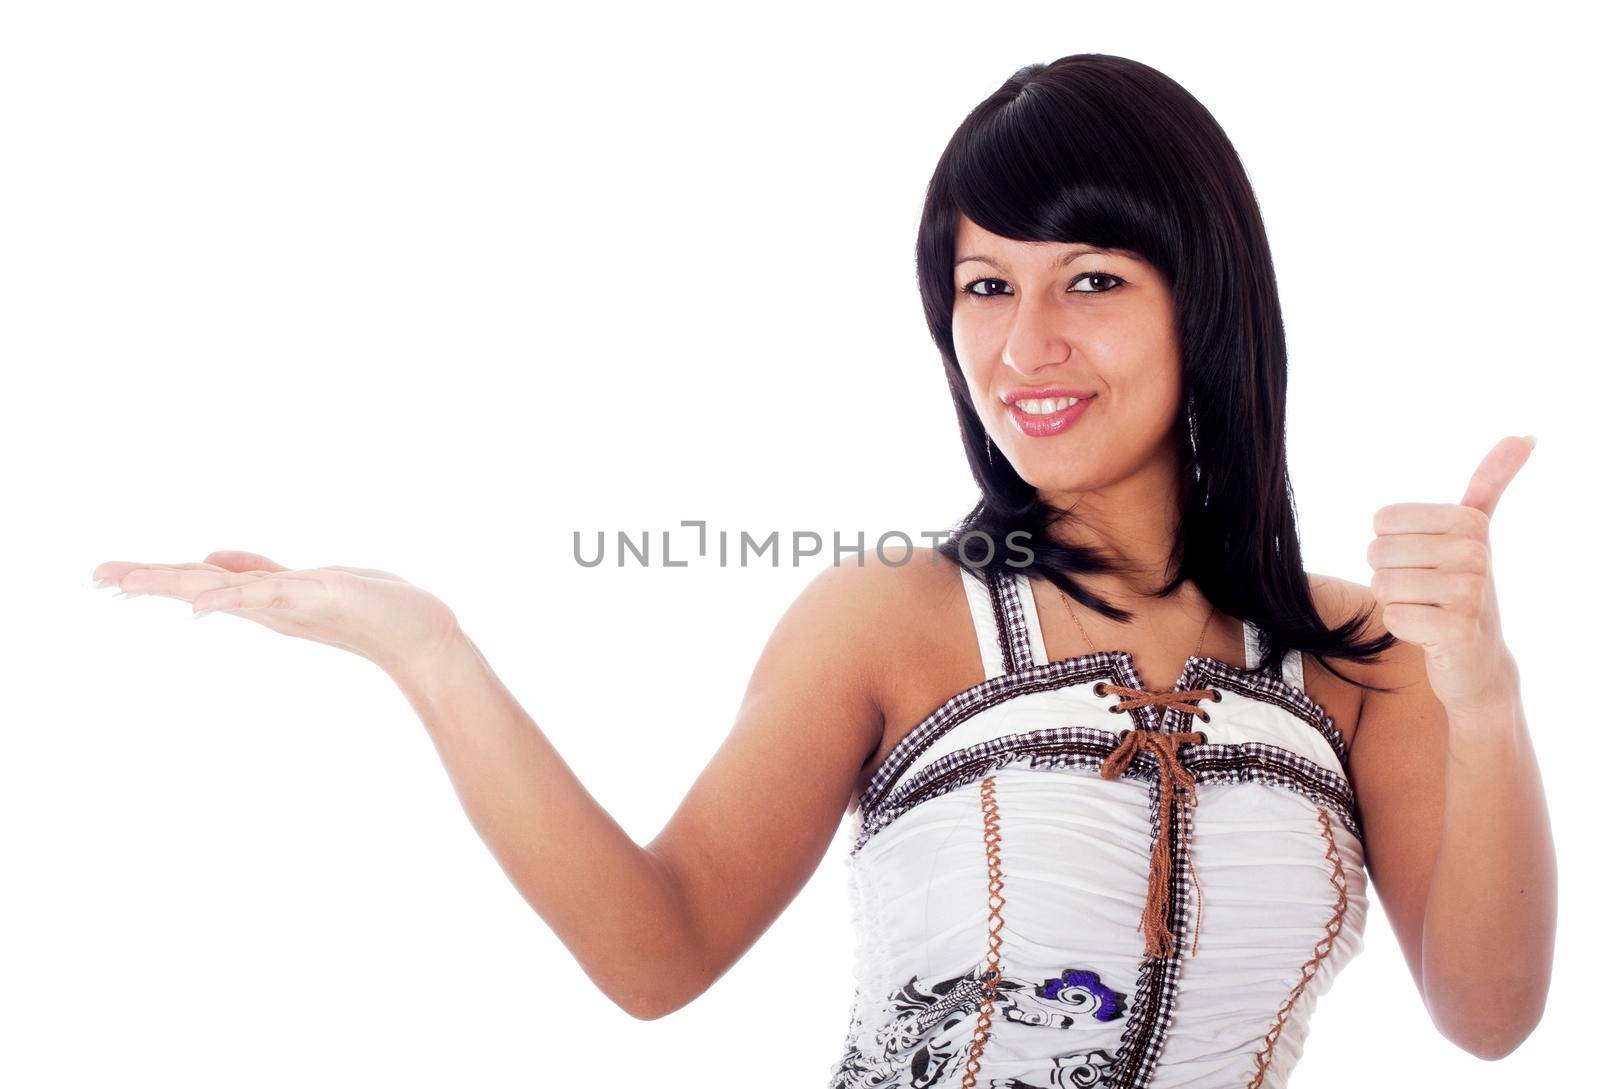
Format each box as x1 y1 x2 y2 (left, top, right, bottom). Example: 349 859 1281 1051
383 621 483 707
1444 686 1527 767
1442 652 1522 723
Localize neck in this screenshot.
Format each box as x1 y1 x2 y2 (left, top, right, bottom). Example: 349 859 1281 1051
1037 442 1185 605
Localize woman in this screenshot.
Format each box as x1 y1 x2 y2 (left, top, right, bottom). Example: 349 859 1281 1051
93 54 1554 1087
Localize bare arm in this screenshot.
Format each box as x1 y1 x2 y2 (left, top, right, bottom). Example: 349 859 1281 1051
95 549 890 1020
1341 580 1555 1059
388 560 889 1019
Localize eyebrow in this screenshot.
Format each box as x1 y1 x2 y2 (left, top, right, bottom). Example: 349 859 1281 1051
954 246 1117 272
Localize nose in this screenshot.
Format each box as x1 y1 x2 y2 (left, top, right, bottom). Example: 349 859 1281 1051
1000 300 1071 375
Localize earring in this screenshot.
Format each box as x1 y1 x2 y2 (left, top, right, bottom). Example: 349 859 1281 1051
985 435 995 465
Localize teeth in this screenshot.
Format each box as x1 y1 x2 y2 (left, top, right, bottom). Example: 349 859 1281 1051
1014 396 1080 415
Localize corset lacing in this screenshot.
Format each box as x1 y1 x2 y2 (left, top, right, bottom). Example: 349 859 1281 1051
1095 681 1221 959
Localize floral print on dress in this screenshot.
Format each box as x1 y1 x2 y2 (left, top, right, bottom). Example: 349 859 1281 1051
827 966 1126 1088
992 1049 1116 1087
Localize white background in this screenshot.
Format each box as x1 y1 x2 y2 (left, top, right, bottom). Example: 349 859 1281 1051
3 1 1593 1085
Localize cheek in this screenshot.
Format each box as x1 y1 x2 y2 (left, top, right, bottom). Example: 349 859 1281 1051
1092 314 1181 385
950 317 995 389
950 312 979 362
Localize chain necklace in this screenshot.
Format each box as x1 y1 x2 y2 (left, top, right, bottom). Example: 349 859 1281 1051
1057 584 1216 691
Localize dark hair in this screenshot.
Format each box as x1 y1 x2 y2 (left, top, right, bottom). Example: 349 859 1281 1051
918 53 1395 690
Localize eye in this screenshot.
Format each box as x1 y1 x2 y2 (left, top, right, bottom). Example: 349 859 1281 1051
959 277 1011 298
1068 271 1125 293
957 271 1125 299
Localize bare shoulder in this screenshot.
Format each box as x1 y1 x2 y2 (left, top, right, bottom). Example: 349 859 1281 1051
819 544 968 605
1303 570 1416 690
802 546 970 711
1305 572 1379 643
804 545 959 618
1301 572 1391 744
1302 569 1452 766
805 548 982 796
1304 570 1377 631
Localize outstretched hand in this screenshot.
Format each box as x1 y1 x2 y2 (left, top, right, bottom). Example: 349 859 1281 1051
1366 435 1535 715
91 550 462 676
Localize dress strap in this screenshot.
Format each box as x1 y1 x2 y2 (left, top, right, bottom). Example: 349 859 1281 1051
1011 570 1051 668
1283 646 1305 691
1243 618 1306 691
958 565 1039 679
1243 618 1261 669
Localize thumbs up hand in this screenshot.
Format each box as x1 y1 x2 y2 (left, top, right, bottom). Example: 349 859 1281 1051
1367 435 1536 715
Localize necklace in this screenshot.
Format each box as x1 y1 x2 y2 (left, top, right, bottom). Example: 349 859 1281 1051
1057 584 1216 692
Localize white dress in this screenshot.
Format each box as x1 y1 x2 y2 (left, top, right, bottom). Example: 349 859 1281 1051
828 565 1369 1088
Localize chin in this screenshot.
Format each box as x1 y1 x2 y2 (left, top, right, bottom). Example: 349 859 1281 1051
1012 466 1090 494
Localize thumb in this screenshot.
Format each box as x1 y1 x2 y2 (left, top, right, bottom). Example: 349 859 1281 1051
1459 435 1536 521
204 549 290 573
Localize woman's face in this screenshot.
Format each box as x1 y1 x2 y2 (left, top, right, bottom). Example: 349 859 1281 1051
950 214 1184 498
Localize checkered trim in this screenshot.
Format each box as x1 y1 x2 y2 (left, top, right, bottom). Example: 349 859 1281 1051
1181 656 1350 770
1109 767 1193 1089
858 729 1132 851
859 649 1350 821
1186 742 1361 837
1002 568 1349 770
985 562 1036 675
856 729 1361 855
858 657 1120 814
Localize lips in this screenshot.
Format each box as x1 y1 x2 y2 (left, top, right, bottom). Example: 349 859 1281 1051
1005 394 1095 438
1001 386 1097 405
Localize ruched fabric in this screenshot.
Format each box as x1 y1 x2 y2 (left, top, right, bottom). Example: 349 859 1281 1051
827 568 1367 1089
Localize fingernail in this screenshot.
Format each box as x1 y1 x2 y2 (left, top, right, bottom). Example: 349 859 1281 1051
111 590 144 599
192 609 212 619
1522 434 1537 448
88 578 117 590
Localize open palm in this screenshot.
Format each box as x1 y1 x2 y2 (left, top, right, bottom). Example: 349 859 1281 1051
92 550 460 675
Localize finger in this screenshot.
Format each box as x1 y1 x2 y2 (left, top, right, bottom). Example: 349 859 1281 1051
117 566 321 602
92 560 237 588
204 550 291 573
192 575 328 615
92 560 142 585
1372 503 1486 538
1366 532 1490 573
319 565 404 581
1370 568 1473 608
1459 435 1535 521
1377 601 1448 648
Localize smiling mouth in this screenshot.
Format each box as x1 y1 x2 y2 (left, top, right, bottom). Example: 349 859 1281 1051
1010 395 1089 415
1004 394 1095 437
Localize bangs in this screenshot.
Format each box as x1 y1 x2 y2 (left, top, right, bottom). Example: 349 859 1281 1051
937 82 1183 284
917 56 1265 371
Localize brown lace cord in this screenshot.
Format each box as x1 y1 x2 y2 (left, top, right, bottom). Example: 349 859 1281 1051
1245 806 1351 1089
1097 682 1220 959
1183 785 1206 959
960 775 1007 1088
1098 701 1211 959
1099 682 1219 721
